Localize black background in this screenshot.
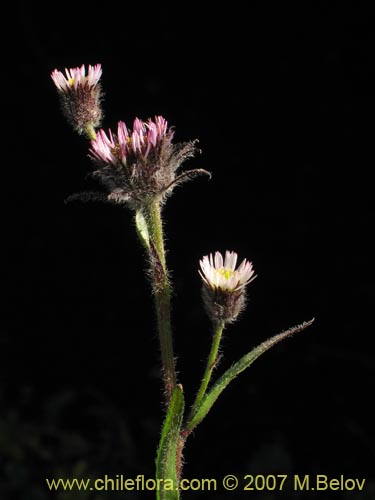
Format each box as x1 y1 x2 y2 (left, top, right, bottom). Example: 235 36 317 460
2 1 374 499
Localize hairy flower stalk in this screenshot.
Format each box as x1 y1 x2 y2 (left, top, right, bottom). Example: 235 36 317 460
189 252 256 418
89 116 209 401
144 200 177 402
51 64 103 138
176 252 256 484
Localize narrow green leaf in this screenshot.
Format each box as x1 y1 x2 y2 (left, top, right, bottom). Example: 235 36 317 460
135 210 150 250
187 319 314 432
156 385 185 500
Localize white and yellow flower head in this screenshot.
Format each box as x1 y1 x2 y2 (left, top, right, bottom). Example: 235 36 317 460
199 251 256 323
199 251 255 292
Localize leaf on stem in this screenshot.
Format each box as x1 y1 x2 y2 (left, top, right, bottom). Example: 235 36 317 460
135 210 151 250
186 319 315 433
156 384 185 500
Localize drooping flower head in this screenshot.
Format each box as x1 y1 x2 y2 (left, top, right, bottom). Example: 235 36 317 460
51 64 103 135
89 116 209 208
199 251 256 323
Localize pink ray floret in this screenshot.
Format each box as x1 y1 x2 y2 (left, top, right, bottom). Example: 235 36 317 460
199 251 256 292
51 64 102 92
90 128 119 165
89 116 170 165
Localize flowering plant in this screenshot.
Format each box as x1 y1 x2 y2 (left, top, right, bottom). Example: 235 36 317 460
51 63 313 499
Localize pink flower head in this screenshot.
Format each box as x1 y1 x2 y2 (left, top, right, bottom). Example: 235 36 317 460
199 251 256 323
88 116 207 208
89 117 171 165
51 64 102 93
51 64 103 135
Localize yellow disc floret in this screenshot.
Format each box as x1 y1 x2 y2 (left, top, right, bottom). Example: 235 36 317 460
218 268 234 280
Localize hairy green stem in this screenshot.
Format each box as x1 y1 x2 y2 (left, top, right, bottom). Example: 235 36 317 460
144 201 177 402
149 201 167 268
85 122 97 141
188 320 225 422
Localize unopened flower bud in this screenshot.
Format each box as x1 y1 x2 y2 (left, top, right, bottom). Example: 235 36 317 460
199 251 256 323
51 64 103 136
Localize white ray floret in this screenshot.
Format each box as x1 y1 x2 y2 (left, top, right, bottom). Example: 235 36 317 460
199 251 256 292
